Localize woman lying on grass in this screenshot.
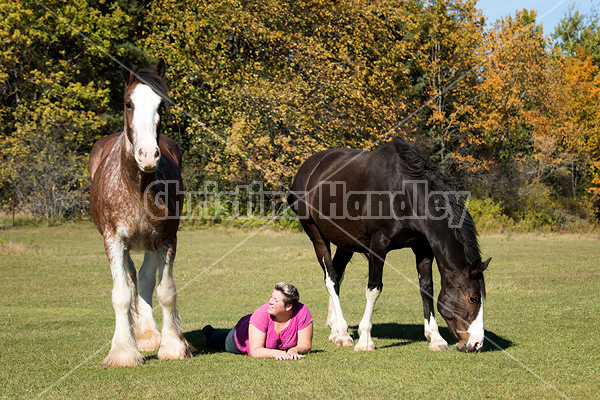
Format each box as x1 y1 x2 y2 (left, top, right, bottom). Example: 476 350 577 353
203 282 313 360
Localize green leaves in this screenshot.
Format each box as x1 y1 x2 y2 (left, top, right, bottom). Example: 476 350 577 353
1 0 599 225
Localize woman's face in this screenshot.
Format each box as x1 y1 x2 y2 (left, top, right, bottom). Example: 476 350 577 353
268 290 290 316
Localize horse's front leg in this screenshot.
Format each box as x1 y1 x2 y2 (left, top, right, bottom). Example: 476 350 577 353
156 244 193 360
355 235 388 351
103 238 144 367
134 251 161 352
414 246 449 351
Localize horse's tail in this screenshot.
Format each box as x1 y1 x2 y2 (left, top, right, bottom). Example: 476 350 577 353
286 190 299 215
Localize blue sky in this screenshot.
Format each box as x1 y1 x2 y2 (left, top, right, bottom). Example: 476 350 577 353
476 0 597 34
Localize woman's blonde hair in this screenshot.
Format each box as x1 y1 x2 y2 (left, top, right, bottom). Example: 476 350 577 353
274 282 299 307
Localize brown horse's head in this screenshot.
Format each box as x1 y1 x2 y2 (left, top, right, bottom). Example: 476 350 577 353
437 257 491 352
122 58 169 173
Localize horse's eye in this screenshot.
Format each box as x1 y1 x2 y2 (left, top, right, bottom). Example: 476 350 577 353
469 296 480 304
125 102 132 109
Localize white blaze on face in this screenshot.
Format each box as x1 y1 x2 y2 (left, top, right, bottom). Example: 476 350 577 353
130 84 162 171
467 299 484 351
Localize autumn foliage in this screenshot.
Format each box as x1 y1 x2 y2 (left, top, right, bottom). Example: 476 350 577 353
1 0 599 230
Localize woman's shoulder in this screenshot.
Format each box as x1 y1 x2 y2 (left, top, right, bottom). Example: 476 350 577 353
250 303 271 330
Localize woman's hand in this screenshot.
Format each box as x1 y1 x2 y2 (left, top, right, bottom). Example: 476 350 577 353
274 349 305 360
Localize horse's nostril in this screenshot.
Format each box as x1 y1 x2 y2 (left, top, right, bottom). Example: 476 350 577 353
154 149 160 158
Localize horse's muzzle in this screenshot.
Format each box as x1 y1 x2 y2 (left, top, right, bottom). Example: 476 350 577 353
457 341 482 353
136 147 160 173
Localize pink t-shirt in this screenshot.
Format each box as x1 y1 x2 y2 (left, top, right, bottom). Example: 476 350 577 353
234 302 312 355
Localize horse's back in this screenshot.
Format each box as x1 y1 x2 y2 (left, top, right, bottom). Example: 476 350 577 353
291 148 365 190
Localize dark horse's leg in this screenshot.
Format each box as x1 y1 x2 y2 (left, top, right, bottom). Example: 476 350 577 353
412 242 449 351
326 248 354 330
355 233 388 351
303 223 354 347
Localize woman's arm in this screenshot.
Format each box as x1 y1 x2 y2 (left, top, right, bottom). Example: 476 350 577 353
247 324 288 359
286 322 313 359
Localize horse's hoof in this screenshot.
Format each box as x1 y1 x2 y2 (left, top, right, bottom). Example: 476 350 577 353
157 337 194 360
354 343 375 351
429 343 449 351
103 348 144 367
332 335 354 347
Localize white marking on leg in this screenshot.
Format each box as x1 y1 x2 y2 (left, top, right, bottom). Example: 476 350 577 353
326 269 344 328
355 287 380 351
323 259 353 346
104 240 143 366
467 300 484 351
424 313 449 351
326 295 335 328
156 247 191 360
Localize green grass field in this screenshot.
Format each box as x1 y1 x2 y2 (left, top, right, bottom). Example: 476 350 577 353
1 223 599 399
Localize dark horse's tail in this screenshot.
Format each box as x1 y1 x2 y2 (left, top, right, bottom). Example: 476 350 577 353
286 190 299 215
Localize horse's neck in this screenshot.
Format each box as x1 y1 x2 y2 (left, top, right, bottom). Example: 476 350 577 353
428 228 468 276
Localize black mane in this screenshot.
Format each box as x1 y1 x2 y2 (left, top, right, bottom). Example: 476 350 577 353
135 68 170 114
391 137 481 265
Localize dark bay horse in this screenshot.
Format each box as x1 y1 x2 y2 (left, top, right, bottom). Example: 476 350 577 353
89 59 192 366
288 137 491 352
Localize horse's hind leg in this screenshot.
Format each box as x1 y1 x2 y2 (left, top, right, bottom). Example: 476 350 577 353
135 251 161 352
103 239 144 367
304 223 353 347
413 244 449 351
327 248 353 329
156 244 193 360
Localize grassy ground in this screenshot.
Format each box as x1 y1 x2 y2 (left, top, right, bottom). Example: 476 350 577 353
0 223 598 399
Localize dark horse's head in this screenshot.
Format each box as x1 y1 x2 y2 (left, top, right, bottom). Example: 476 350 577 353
429 186 491 352
437 256 491 352
122 58 170 173
395 138 491 352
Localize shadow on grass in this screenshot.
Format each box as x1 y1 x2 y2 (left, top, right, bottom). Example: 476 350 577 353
349 323 513 353
181 324 512 356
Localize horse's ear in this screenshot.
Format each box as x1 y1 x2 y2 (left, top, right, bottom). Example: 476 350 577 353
155 57 166 79
470 257 491 278
122 58 135 86
481 257 491 272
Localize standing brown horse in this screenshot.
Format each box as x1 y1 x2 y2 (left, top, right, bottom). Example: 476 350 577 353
89 59 192 366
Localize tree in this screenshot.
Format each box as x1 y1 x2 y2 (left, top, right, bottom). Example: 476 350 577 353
0 0 145 219
144 0 425 192
553 5 600 65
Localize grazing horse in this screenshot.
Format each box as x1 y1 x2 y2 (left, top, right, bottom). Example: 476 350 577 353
288 137 491 352
89 59 193 366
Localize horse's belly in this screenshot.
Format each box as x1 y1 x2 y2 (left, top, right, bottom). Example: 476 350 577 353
313 217 370 252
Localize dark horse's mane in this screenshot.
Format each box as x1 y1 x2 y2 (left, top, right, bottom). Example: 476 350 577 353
135 68 170 115
391 137 481 266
